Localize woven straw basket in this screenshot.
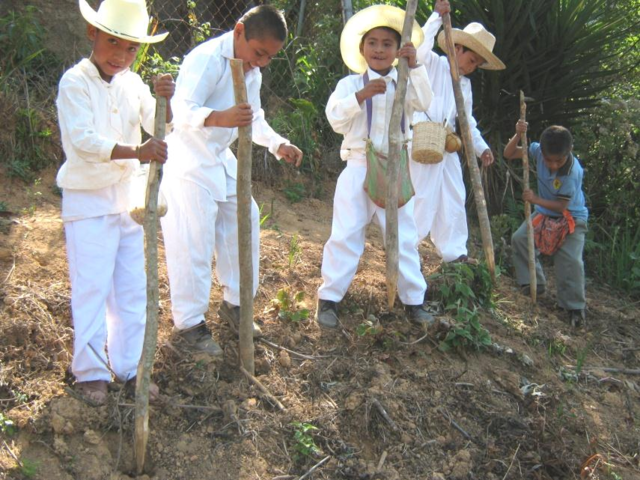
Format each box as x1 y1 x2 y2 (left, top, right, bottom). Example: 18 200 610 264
412 121 447 164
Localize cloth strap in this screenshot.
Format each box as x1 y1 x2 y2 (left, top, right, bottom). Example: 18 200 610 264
363 71 405 138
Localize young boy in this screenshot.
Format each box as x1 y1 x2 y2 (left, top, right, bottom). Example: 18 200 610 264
57 0 175 405
316 5 434 329
412 0 505 263
504 121 589 326
161 6 303 355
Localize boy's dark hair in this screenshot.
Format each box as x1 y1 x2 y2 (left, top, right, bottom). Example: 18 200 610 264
361 26 402 48
540 125 573 157
240 5 287 42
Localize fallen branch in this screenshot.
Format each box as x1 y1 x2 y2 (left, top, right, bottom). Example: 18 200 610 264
259 337 329 360
298 455 331 480
371 397 398 432
502 443 521 480
438 408 472 442
377 450 388 472
240 365 285 411
2 440 23 468
119 402 222 412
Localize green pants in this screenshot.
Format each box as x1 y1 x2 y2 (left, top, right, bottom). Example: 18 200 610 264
511 214 587 310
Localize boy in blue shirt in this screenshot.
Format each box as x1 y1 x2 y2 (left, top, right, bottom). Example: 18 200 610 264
504 122 588 326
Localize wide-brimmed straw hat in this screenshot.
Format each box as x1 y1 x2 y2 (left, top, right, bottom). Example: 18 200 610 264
437 23 505 70
340 5 424 74
79 0 168 44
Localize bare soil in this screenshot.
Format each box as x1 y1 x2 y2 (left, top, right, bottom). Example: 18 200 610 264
0 166 639 480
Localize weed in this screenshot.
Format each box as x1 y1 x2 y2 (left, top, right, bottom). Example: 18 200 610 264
287 234 302 269
283 181 307 203
548 339 567 358
21 178 42 216
0 201 8 213
259 202 271 227
0 412 15 435
356 320 383 337
291 422 321 461
20 458 39 478
575 344 590 376
274 288 310 323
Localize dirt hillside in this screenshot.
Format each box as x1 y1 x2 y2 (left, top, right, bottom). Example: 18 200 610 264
0 164 639 480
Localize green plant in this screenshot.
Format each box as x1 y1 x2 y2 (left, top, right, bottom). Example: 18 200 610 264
548 339 567 358
20 458 39 478
21 178 42 216
291 422 321 460
0 412 15 435
274 288 310 323
575 344 590 376
287 234 301 269
259 202 271 227
282 181 307 203
356 320 383 337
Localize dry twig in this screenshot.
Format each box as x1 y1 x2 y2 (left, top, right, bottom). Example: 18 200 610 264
240 366 285 411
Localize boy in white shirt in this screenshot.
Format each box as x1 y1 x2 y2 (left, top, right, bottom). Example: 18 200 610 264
162 5 303 355
316 5 435 329
412 0 505 263
57 0 174 405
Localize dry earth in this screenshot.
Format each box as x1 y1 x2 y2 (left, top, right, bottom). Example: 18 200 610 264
1 166 639 480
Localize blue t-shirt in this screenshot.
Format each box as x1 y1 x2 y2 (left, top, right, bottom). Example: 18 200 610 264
530 142 588 221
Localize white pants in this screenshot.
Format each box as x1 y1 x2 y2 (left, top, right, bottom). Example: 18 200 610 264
411 151 468 262
64 213 146 383
318 163 426 305
161 175 259 330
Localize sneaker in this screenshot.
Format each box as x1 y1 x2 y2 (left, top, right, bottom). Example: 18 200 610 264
218 301 262 338
405 304 436 327
176 322 223 356
569 309 586 327
316 299 339 329
520 284 546 296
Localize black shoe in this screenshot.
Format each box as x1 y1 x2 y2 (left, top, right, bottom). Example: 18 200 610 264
405 304 436 327
569 309 586 327
218 301 262 338
176 322 223 356
520 284 546 296
316 300 339 329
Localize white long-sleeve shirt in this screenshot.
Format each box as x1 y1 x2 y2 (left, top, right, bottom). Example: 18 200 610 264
326 65 433 164
413 12 489 157
56 59 156 190
165 31 288 201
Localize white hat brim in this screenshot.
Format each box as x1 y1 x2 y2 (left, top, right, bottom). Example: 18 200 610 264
437 29 505 70
340 5 425 74
80 0 168 44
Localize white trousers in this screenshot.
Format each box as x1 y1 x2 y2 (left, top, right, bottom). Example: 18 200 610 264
161 175 259 330
318 163 427 305
64 213 146 383
410 151 468 262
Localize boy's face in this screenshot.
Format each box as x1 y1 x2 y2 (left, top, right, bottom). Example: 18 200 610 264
542 152 569 173
359 27 400 76
233 23 284 73
88 26 140 82
454 45 485 76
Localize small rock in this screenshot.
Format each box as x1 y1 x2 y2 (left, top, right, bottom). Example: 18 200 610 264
278 350 291 368
240 398 257 411
83 429 101 445
519 354 534 367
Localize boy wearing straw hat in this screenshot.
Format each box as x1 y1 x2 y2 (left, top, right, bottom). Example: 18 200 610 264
316 5 435 329
161 6 303 355
411 0 505 263
56 0 174 404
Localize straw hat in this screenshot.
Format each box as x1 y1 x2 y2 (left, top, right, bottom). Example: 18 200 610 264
340 5 424 74
437 23 505 70
79 0 168 44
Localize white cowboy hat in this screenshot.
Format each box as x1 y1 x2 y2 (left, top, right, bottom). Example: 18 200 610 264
437 23 505 70
79 0 168 44
340 5 424 74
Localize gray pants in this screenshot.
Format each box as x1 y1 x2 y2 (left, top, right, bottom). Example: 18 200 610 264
511 214 587 310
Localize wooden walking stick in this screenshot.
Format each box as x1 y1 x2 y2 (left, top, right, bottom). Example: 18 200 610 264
230 59 255 376
520 91 537 302
386 0 419 309
134 95 166 474
441 12 496 280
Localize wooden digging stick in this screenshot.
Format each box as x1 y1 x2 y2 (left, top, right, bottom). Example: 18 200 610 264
134 95 166 474
386 0 419 309
441 12 496 280
230 59 255 376
520 91 536 302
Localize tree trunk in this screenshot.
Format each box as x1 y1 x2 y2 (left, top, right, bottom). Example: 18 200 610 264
230 59 255 376
441 13 496 281
520 91 536 302
134 96 166 475
385 0 419 308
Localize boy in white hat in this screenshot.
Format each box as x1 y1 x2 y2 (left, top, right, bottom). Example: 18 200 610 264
161 6 303 355
316 5 435 329
411 0 505 263
57 0 175 405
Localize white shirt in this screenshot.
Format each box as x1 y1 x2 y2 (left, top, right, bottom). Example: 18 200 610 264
165 31 288 201
413 12 489 157
56 59 157 190
326 65 433 164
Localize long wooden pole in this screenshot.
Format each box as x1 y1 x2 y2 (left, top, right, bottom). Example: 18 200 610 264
385 0 419 309
441 13 496 280
520 91 537 302
134 96 166 475
230 59 255 376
